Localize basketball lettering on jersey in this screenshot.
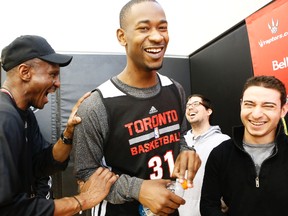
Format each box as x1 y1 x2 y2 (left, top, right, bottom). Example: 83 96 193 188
95 74 183 216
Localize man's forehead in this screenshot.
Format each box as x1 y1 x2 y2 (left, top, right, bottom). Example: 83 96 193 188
188 96 201 102
243 86 281 103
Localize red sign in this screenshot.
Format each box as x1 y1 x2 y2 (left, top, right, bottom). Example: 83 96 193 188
246 0 288 91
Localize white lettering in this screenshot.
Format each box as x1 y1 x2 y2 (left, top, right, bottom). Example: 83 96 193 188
272 57 288 71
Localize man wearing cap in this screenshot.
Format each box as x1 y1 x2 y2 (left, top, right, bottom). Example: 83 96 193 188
0 35 118 216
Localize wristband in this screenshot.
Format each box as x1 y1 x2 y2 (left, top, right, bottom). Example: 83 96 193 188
73 196 83 214
60 131 73 145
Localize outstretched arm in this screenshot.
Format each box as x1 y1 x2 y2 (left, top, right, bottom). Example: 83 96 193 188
54 167 118 216
52 91 91 162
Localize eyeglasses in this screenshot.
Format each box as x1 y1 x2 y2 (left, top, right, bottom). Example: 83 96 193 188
186 101 205 108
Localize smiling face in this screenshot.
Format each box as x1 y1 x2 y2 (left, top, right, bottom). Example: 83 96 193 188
241 86 287 144
185 96 211 126
27 59 60 109
117 1 169 72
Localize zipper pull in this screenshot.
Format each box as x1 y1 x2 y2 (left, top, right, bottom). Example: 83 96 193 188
255 177 260 188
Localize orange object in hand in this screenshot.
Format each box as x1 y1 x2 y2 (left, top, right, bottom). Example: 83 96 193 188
181 179 188 190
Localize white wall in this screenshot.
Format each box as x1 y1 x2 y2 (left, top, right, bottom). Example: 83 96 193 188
0 0 271 56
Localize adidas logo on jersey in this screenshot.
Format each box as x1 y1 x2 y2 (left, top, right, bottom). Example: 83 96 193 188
149 106 158 114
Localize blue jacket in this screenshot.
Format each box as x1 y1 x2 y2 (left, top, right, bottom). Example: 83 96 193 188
200 125 288 216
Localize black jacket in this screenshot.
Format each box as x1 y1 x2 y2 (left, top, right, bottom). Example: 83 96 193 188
0 92 68 215
200 125 288 216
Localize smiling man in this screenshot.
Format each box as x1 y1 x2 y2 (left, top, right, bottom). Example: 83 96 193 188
0 35 118 216
200 75 288 216
73 0 201 216
179 94 230 216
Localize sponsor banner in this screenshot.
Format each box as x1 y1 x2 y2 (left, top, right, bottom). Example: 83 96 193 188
246 0 288 90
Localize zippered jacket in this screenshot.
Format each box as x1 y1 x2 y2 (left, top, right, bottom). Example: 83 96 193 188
200 125 288 216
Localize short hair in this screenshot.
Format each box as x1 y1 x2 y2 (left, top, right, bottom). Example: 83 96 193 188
241 75 287 107
119 0 159 29
187 93 213 110
187 94 213 123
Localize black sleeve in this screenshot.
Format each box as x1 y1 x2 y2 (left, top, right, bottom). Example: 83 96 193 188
28 110 69 177
0 112 55 215
200 147 226 216
33 176 53 199
32 145 69 178
1 194 54 216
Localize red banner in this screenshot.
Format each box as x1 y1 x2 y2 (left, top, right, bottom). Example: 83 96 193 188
246 0 288 91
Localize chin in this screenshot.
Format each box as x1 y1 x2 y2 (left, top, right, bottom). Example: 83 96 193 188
36 104 45 110
148 64 163 71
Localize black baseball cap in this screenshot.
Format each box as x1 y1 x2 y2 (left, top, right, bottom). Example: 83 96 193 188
1 35 72 71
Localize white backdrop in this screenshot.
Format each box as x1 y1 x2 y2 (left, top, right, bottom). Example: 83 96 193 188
0 0 271 56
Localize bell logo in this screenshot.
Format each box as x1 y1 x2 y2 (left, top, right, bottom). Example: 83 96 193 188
272 57 288 71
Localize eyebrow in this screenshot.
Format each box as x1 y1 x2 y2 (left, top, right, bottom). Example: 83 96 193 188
242 100 277 106
136 19 167 25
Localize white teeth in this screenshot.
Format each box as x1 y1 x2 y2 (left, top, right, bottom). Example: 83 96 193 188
250 121 265 126
146 48 161 53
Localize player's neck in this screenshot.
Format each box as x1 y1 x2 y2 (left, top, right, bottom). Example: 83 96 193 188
118 68 158 88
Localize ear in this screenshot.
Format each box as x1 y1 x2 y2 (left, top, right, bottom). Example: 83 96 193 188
18 64 32 82
116 28 127 46
207 108 213 116
281 103 288 118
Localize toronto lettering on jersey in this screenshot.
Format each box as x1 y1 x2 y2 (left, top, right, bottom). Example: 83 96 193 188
125 110 178 136
124 109 180 156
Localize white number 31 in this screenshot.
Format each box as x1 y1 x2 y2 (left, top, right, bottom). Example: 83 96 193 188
148 150 174 179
